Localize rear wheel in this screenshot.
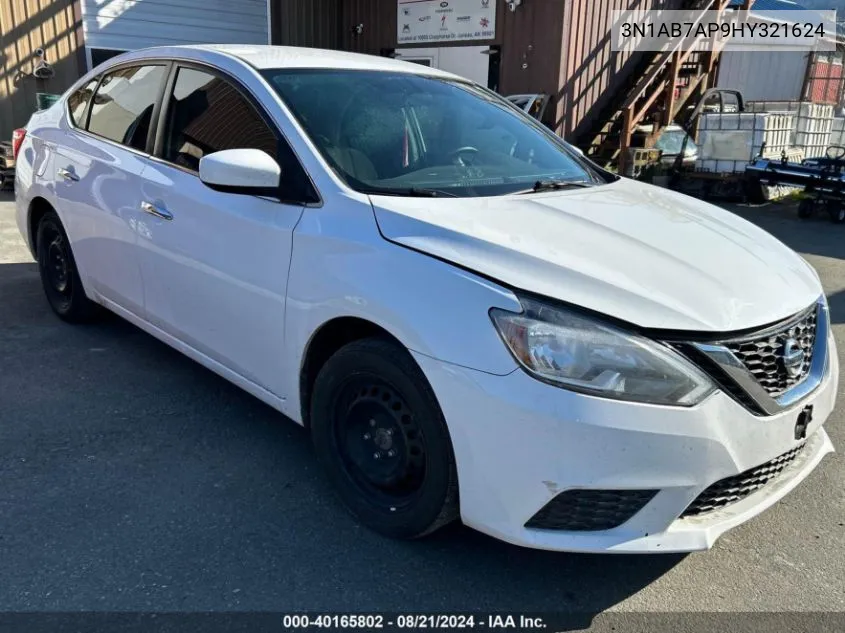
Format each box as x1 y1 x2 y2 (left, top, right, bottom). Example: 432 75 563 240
310 338 458 539
797 199 814 219
36 211 99 322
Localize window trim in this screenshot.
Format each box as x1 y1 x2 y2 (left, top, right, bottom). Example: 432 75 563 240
82 62 172 155
151 60 321 206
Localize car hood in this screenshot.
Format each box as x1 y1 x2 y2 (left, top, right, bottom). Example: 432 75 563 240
370 178 821 332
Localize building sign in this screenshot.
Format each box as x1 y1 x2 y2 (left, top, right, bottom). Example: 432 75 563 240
398 0 496 44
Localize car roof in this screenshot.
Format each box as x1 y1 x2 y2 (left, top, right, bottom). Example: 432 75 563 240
120 44 462 80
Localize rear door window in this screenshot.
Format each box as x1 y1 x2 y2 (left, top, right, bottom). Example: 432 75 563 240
87 65 167 152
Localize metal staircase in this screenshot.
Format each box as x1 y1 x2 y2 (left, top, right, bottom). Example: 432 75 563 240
578 0 754 172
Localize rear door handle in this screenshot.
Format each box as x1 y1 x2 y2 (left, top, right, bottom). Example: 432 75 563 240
57 167 79 182
140 201 173 221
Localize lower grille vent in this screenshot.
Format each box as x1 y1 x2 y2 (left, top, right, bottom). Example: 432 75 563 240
681 444 804 517
525 489 658 531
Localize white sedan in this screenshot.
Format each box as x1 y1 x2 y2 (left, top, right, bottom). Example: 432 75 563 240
13 45 837 553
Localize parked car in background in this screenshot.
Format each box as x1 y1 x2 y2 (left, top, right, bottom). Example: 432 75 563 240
506 93 550 122
0 141 15 190
654 124 699 166
13 45 837 553
634 124 699 167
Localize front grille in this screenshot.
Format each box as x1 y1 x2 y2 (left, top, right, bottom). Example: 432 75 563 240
724 306 817 397
681 444 804 517
525 489 658 531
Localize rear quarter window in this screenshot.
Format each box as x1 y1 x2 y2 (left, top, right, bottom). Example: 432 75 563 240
67 78 99 128
87 65 167 151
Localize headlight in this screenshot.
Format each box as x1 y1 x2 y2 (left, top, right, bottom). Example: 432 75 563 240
490 297 715 406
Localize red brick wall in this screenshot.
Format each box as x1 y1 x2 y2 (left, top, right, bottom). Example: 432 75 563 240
805 59 844 105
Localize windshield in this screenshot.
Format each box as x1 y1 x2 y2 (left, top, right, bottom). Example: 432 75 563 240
654 128 694 156
263 69 604 197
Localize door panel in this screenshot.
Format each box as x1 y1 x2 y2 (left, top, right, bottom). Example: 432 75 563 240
137 164 301 394
396 47 437 68
138 66 306 395
54 65 167 314
54 136 147 313
396 46 490 85
438 46 490 85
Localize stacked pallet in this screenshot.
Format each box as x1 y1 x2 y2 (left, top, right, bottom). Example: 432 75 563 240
827 116 845 149
794 103 834 159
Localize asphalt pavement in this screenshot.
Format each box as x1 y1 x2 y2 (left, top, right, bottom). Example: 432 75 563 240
0 191 843 621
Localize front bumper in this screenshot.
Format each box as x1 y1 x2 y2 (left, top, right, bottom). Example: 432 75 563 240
412 335 837 553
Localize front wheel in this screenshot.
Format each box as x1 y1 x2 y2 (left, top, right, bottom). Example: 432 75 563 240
310 338 459 539
36 211 99 322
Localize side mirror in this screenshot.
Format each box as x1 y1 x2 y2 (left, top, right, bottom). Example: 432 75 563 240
199 148 281 196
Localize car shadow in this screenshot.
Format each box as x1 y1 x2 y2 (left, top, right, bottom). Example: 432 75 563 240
729 201 845 262
0 261 683 623
828 288 845 326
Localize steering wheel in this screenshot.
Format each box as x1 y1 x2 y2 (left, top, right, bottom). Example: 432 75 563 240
449 146 479 166
826 145 845 160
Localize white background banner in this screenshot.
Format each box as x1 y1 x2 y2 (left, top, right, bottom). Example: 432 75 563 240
397 0 497 44
612 10 836 52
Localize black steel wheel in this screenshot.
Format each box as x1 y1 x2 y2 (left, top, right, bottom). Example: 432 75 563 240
36 211 99 322
797 199 814 219
829 204 845 224
333 380 427 504
310 337 458 539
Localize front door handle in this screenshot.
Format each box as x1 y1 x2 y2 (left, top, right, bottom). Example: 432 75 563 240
140 201 173 221
57 167 79 182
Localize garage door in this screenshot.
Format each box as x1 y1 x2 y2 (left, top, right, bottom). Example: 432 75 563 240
82 0 268 62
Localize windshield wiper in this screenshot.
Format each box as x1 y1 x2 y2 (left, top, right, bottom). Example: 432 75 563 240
359 186 458 198
517 179 595 194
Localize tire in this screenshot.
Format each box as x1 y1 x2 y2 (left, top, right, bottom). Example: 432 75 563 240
36 210 99 322
829 205 845 224
798 199 814 219
310 337 459 539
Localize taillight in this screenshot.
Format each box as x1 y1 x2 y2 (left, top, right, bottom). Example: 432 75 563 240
12 128 26 160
